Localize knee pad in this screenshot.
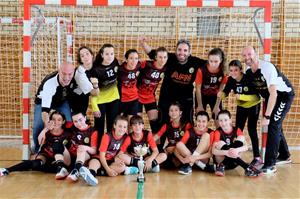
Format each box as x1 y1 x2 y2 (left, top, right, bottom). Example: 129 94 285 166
52 141 64 155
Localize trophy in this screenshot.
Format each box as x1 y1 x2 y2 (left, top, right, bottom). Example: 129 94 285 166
134 145 149 182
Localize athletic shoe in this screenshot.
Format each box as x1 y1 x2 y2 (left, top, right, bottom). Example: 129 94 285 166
203 164 215 173
250 157 263 167
194 160 206 170
260 165 277 175
151 165 160 173
79 166 98 186
0 168 9 176
245 165 263 177
215 163 225 177
55 167 69 180
67 169 79 182
124 166 139 175
276 157 292 165
178 164 192 175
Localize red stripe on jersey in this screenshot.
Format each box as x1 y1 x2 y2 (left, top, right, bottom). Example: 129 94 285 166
124 0 140 6
218 0 233 7
23 98 30 113
187 0 202 7
156 0 171 6
93 0 108 6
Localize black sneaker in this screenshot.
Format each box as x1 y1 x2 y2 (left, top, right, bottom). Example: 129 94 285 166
250 157 263 167
215 163 225 177
204 164 215 173
260 165 277 175
178 164 192 175
245 165 263 177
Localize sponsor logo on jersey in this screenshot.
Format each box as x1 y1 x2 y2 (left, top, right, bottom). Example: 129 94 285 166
244 86 249 92
189 67 194 73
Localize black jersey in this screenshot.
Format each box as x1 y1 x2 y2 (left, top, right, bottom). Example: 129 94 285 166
34 71 77 113
223 73 258 96
88 58 119 90
105 132 127 160
185 128 213 152
149 51 206 100
127 130 150 156
217 127 239 146
200 64 225 96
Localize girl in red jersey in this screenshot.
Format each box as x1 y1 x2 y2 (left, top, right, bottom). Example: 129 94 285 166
118 49 141 120
0 111 71 180
176 111 213 175
66 112 98 186
195 48 228 125
117 115 167 173
154 102 192 154
212 110 262 177
137 47 168 133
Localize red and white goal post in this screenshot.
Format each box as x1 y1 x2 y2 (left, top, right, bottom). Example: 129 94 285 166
23 0 272 160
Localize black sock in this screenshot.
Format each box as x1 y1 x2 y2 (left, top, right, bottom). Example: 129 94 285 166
75 161 83 171
233 157 249 170
130 158 139 167
150 119 160 133
7 160 33 172
55 160 65 169
151 160 158 168
89 169 97 177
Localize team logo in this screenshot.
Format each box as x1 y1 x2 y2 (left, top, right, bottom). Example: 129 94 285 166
63 139 68 145
244 86 249 92
136 71 140 77
189 67 194 73
160 73 164 78
84 137 90 144
114 66 118 73
225 138 231 145
180 131 185 136
218 77 223 82
261 76 265 82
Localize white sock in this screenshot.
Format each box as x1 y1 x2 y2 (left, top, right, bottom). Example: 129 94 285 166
192 151 206 169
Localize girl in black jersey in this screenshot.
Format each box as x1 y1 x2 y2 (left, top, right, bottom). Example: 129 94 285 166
212 110 262 177
88 44 120 146
218 60 262 167
0 111 71 180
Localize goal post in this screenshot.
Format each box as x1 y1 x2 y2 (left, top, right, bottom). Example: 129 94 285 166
23 0 272 160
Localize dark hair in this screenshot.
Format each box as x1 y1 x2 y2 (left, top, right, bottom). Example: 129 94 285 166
229 59 243 70
217 109 231 120
169 101 183 112
124 49 138 59
176 39 191 51
49 110 66 129
208 48 226 70
114 115 129 126
130 115 144 126
196 111 210 121
94 43 114 66
77 46 94 65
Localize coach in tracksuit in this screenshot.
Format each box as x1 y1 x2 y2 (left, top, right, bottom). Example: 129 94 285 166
242 46 294 174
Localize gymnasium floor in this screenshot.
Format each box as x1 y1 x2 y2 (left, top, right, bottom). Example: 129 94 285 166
0 148 299 199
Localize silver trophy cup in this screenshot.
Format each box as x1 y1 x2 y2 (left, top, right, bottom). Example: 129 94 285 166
134 145 148 182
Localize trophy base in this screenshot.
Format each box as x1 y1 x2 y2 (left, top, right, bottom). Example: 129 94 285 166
137 177 145 182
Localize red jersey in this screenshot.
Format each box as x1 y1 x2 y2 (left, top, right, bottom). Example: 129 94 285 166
68 126 98 156
118 62 141 102
40 130 71 158
120 130 157 156
196 64 228 96
157 121 192 147
99 131 127 161
137 60 167 104
213 127 243 145
181 127 213 152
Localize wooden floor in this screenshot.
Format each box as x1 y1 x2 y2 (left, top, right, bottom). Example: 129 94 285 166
0 148 299 199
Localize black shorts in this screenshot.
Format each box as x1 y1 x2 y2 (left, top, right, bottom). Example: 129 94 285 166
202 95 222 119
97 160 114 176
138 101 158 113
119 99 139 116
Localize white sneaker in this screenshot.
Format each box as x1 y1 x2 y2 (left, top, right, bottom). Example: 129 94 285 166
124 166 139 175
261 166 277 175
67 169 79 182
0 168 9 176
276 157 292 165
151 165 160 173
55 167 69 180
79 166 98 186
